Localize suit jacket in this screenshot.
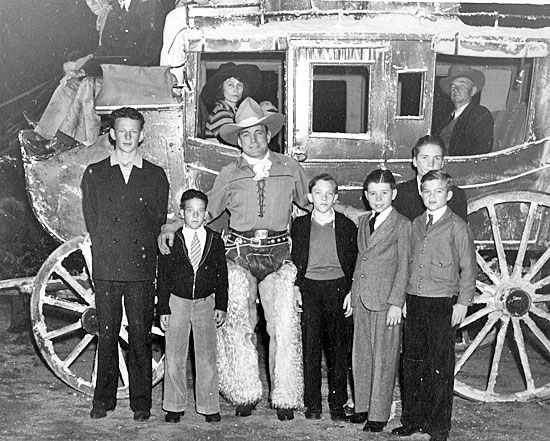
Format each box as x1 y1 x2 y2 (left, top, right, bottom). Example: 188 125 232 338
439 101 494 156
351 209 412 311
394 178 468 223
406 208 476 306
291 211 358 293
81 156 169 281
156 227 228 315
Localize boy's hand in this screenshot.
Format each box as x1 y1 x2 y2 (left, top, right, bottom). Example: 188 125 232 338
343 292 353 317
452 304 468 327
160 314 170 331
293 286 303 312
214 309 226 326
386 305 402 327
402 303 407 318
158 221 182 255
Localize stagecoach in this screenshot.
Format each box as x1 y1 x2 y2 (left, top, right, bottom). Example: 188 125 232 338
4 1 550 404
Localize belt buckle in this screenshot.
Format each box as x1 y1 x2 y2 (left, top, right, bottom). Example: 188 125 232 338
254 230 268 240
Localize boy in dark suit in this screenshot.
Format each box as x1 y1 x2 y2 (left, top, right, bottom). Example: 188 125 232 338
157 189 228 424
81 107 169 421
346 169 411 432
291 174 358 421
392 170 476 441
393 135 467 223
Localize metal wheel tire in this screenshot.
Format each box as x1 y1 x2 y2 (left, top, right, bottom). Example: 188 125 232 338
454 191 550 402
30 236 165 398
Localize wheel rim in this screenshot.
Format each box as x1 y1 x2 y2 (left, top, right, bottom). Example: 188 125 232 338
30 236 165 398
454 191 550 402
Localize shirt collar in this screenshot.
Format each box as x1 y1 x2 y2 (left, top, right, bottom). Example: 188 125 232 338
312 208 335 226
453 102 469 120
110 151 143 168
373 205 392 224
181 225 206 243
427 205 448 224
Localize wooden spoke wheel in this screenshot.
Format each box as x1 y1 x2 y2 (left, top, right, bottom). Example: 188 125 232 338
30 236 165 398
454 191 550 402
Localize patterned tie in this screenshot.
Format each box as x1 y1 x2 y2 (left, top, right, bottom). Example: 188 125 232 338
190 232 201 273
369 212 379 235
426 214 434 232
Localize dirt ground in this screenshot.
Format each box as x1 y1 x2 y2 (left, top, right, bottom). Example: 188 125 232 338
0 296 549 441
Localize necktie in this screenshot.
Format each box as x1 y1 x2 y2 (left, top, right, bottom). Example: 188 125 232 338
369 212 379 234
426 214 434 232
190 232 201 272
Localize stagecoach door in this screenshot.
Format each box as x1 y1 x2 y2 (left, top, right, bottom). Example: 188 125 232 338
288 40 390 161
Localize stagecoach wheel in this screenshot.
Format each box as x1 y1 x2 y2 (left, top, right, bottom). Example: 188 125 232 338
30 235 165 398
454 191 550 402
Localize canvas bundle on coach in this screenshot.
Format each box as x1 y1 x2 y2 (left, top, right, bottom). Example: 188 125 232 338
95 64 180 109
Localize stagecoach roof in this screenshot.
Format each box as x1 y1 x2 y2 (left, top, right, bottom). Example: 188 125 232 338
185 14 549 58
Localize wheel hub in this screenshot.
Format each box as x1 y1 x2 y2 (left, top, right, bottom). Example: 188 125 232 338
503 288 532 317
81 308 99 334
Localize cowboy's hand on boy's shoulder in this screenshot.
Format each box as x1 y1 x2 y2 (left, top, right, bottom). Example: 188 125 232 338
160 314 170 331
452 303 468 327
158 220 183 254
386 305 402 327
214 309 226 326
293 286 303 312
343 292 353 317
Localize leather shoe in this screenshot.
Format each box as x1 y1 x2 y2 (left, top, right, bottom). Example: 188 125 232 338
236 403 254 417
305 408 321 420
277 408 294 421
133 411 151 421
90 408 107 419
363 420 387 432
330 406 346 422
391 425 423 436
165 411 183 423
205 413 221 423
346 412 368 424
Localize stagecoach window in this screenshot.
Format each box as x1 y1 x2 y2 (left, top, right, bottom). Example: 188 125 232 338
312 65 369 134
397 72 423 117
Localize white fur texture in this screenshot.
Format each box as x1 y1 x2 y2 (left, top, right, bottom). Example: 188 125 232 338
216 261 262 404
259 262 304 409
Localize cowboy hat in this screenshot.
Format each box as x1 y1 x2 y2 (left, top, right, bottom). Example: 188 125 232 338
201 62 261 109
439 65 486 95
218 97 284 146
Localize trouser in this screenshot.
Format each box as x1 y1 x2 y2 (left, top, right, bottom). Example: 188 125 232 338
216 239 303 409
92 280 155 413
163 295 220 415
401 294 455 435
352 302 401 422
301 277 351 412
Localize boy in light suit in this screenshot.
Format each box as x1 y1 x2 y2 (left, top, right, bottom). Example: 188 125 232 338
346 169 412 432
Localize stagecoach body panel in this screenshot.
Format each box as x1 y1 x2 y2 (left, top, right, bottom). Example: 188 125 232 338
14 3 550 402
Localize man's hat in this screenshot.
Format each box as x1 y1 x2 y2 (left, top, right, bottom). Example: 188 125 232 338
219 97 285 146
439 65 486 95
201 62 261 109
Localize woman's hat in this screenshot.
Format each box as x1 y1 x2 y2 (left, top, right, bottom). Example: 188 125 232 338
439 65 486 95
219 97 284 146
201 62 261 108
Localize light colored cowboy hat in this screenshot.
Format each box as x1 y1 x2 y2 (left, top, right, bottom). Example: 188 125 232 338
219 97 285 146
439 65 486 95
200 62 261 109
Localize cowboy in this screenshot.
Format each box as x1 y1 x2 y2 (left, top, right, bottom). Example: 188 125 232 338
158 97 308 421
437 65 494 156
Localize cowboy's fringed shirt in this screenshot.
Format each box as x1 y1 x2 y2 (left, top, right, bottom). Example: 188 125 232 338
208 151 310 232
